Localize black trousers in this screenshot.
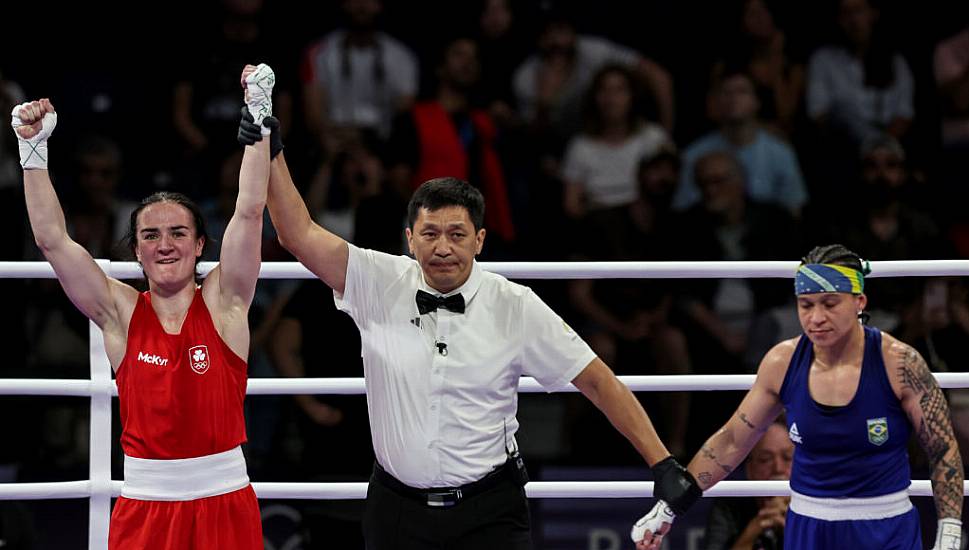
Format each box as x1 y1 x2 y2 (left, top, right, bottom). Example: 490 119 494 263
362 470 532 550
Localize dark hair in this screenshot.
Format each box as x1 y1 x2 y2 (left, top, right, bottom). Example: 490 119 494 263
800 243 870 275
694 150 747 185
712 62 756 92
582 63 646 136
538 4 576 34
434 35 478 69
638 148 681 175
123 191 209 262
407 177 485 231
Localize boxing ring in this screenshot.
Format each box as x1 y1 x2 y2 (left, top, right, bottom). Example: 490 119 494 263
1 259 968 549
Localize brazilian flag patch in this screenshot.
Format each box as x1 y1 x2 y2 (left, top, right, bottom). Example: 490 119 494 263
867 417 889 446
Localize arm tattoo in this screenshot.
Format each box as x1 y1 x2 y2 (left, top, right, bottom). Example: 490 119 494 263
738 412 756 430
697 472 713 487
701 445 734 474
897 345 964 519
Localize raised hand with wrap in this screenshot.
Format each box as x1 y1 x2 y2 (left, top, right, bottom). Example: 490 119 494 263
11 99 57 170
241 63 275 133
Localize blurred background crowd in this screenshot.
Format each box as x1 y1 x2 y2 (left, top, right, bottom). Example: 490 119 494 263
1 0 968 547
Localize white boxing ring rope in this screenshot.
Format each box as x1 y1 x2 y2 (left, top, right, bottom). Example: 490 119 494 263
0 261 967 549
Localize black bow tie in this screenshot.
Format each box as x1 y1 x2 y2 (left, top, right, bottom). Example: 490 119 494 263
416 290 466 315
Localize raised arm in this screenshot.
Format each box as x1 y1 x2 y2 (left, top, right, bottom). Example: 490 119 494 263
887 338 964 548
16 100 132 335
267 154 348 294
238 106 350 294
210 64 274 317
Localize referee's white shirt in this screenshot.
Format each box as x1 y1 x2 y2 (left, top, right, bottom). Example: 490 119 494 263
335 244 596 488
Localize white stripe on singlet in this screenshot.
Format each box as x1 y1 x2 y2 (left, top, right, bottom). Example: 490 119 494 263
789 489 912 521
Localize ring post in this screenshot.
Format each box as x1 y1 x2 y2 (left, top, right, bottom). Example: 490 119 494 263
88 260 112 549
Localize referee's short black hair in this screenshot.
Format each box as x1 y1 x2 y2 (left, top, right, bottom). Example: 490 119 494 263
407 177 485 231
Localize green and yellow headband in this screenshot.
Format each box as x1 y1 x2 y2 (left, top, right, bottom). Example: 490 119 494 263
794 263 865 295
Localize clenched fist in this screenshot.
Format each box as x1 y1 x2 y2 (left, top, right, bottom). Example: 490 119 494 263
11 99 57 169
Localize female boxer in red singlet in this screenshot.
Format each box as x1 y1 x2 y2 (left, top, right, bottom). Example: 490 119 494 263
14 63 276 549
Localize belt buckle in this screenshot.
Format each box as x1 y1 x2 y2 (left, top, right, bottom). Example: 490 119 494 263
426 489 462 508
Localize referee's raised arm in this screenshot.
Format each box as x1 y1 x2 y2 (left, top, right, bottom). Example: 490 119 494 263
268 152 349 293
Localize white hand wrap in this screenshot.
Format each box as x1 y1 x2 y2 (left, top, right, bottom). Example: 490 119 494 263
631 499 676 543
11 104 57 170
243 63 275 135
933 518 962 550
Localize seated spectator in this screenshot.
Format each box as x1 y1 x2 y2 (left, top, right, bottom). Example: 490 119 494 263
676 151 799 369
474 0 529 125
703 419 793 550
806 0 914 146
673 67 808 216
933 23 969 221
512 10 674 143
561 64 671 220
62 136 136 260
386 36 516 246
934 23 969 149
637 147 682 230
833 134 946 330
199 150 285 261
301 0 418 148
718 0 805 137
568 147 688 455
301 134 385 244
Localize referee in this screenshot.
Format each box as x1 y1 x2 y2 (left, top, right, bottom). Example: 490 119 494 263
239 113 700 549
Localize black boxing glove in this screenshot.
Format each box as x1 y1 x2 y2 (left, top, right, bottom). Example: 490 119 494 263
238 106 284 159
651 455 702 515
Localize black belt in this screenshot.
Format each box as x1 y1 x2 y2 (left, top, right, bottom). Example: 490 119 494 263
372 459 517 508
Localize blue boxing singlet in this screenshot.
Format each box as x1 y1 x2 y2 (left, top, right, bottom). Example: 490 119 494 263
779 326 911 498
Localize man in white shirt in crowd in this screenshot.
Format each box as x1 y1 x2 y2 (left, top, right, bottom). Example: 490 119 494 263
237 112 700 550
301 0 418 145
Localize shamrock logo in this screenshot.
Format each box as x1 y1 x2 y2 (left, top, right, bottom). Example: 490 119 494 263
189 345 210 374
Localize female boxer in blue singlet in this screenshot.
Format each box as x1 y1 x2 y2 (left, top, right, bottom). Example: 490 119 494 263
632 244 964 550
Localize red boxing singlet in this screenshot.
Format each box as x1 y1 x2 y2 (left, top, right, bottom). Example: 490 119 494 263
116 288 248 459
